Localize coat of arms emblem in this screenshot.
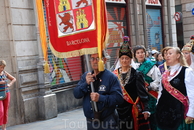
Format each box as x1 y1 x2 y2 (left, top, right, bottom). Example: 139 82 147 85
54 0 95 37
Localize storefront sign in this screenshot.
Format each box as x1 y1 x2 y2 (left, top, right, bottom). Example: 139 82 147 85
105 0 125 4
145 0 161 6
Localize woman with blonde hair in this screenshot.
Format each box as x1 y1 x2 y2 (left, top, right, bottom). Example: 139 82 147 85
182 43 194 70
156 47 194 130
0 60 16 130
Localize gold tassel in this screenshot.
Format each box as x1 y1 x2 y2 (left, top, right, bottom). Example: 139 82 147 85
98 59 104 72
44 61 50 73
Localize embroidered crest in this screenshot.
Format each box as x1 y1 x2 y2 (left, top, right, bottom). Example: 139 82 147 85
55 0 94 37
99 85 106 91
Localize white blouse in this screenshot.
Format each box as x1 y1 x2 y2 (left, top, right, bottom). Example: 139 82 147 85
190 52 194 71
158 63 194 118
135 62 161 91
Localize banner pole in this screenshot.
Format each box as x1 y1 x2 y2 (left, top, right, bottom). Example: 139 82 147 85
85 54 98 112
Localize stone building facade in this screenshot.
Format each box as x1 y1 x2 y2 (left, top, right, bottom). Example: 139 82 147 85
175 0 194 47
128 0 177 49
0 0 177 127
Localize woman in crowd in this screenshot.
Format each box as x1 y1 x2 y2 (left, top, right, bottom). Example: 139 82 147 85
155 53 164 67
113 39 150 130
150 50 158 64
182 43 194 70
133 45 161 130
158 47 171 74
156 47 194 130
0 60 16 130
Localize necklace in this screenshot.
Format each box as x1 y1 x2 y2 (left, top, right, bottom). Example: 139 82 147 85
118 67 131 87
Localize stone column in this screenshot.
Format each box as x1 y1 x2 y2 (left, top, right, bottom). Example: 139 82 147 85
33 0 57 120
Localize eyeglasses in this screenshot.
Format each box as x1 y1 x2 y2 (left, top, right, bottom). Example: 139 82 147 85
90 57 104 61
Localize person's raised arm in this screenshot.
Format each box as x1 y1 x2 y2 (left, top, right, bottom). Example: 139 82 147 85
5 71 16 87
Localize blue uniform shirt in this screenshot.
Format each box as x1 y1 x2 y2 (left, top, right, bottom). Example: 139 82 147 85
73 69 123 120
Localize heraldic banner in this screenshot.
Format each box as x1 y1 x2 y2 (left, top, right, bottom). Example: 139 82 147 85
44 0 108 58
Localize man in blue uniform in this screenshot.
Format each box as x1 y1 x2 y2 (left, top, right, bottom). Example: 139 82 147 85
73 52 123 130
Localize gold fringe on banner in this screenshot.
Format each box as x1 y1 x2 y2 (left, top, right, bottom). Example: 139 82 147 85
97 0 104 72
36 0 50 73
49 41 98 58
103 2 109 49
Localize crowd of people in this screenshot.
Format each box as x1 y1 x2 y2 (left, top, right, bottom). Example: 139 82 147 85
74 35 194 130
